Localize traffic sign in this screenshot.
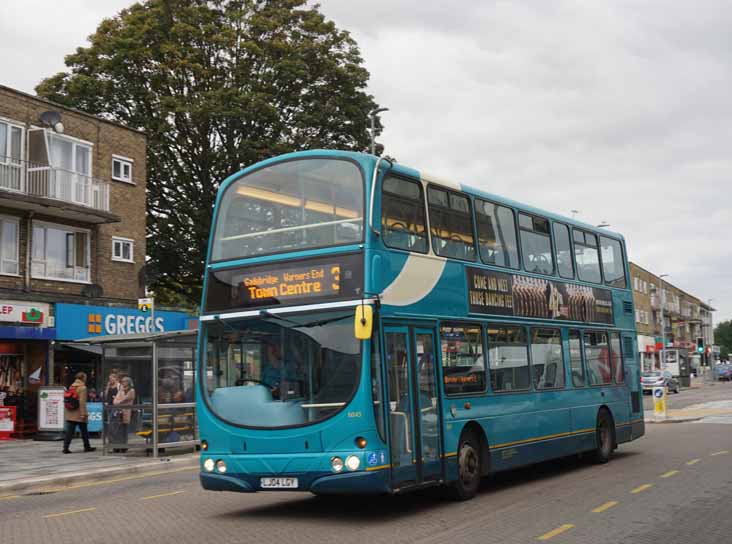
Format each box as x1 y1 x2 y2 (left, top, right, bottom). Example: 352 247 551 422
653 386 667 420
138 297 154 313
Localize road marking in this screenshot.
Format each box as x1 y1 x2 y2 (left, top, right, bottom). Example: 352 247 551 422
711 450 729 456
537 524 574 540
592 500 618 513
43 507 96 519
140 490 186 501
631 484 653 494
660 470 679 478
686 458 701 466
0 495 19 501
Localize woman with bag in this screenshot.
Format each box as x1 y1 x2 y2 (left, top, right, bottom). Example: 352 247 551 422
62 372 96 454
112 377 135 453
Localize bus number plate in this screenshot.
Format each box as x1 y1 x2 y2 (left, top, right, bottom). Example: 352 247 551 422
260 477 298 489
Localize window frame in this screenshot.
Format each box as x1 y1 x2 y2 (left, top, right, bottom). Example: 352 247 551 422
0 118 24 166
486 324 531 394
608 330 625 384
474 197 520 270
439 321 488 397
426 184 477 262
518 212 555 276
111 236 135 263
112 154 135 184
530 326 567 391
572 228 603 285
31 220 91 284
0 215 20 276
582 329 614 387
380 174 429 254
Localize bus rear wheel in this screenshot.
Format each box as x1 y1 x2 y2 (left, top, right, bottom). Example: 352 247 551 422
446 432 481 501
592 409 614 464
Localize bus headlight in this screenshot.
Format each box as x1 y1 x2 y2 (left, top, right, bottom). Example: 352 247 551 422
215 459 227 473
346 455 361 471
203 458 215 472
331 456 344 472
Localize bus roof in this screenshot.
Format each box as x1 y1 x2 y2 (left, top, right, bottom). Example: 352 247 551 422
227 149 625 242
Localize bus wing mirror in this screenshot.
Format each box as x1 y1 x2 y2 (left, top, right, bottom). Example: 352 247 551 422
354 305 373 340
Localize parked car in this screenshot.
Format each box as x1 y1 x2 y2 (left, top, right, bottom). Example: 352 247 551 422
641 370 680 394
715 364 732 381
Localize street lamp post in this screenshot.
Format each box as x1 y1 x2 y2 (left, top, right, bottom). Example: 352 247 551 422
658 274 669 372
368 108 389 155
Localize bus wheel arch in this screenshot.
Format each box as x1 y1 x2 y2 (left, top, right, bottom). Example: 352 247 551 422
459 421 490 477
592 406 616 464
446 422 488 501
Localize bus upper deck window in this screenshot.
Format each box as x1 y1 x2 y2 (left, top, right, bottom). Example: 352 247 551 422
518 214 554 275
427 187 476 261
381 176 428 253
476 200 519 269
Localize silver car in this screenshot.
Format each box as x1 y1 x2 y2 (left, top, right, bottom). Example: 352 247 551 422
641 370 680 394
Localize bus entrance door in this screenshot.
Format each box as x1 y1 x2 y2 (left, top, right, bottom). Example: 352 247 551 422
384 326 443 491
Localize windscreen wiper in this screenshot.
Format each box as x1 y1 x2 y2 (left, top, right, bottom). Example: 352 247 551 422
258 309 300 326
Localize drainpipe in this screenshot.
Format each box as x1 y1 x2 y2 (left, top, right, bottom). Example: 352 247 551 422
24 210 34 291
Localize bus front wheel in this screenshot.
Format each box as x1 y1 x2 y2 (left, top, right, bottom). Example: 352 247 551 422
446 432 481 501
592 409 615 464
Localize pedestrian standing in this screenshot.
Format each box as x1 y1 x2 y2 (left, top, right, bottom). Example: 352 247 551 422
62 371 96 454
113 377 136 452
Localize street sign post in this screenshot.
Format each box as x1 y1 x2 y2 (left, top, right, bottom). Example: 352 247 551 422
138 297 155 333
653 386 667 421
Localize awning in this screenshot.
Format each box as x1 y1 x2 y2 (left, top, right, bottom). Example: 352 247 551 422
55 342 103 355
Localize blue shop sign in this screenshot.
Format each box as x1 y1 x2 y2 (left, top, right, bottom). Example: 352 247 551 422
55 303 193 341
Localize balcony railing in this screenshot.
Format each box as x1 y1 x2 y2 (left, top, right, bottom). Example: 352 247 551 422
0 157 110 212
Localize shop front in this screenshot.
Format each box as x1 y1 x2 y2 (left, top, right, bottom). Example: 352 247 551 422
54 303 193 398
0 300 54 438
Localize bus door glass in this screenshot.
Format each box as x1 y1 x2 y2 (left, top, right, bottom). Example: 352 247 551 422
384 325 443 489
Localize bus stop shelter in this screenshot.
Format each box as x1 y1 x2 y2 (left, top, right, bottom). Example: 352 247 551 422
78 330 198 457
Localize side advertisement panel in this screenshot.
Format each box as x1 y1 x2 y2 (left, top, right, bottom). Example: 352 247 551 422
466 267 614 324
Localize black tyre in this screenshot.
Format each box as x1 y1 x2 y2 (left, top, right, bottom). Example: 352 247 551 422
446 431 482 501
591 410 614 464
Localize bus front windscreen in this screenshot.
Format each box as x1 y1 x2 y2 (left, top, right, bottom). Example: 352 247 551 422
211 158 364 261
202 310 361 429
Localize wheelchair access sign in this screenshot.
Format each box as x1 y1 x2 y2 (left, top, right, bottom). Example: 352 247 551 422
653 386 667 419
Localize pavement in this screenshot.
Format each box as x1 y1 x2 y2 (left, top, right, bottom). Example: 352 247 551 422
0 436 198 496
643 376 732 423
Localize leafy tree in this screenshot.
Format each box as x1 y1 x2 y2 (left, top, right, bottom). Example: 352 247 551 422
714 320 732 359
37 0 382 306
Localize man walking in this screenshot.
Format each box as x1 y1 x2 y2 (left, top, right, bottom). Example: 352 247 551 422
63 371 96 454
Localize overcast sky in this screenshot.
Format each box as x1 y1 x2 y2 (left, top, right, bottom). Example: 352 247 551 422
1 0 729 324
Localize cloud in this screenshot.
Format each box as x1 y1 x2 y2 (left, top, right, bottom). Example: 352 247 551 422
1 0 729 322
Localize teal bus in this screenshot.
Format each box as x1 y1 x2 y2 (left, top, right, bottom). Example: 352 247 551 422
197 150 644 500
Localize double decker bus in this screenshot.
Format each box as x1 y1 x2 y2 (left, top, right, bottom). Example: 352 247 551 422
197 150 644 500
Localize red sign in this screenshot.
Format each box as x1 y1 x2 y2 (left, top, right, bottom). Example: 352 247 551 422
655 342 664 351
0 406 16 440
645 345 655 353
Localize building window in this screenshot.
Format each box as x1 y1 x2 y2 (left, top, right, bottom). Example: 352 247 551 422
112 155 134 183
0 216 19 275
427 186 476 261
440 324 485 395
112 237 134 263
31 222 90 282
381 176 428 253
475 199 519 269
0 121 23 192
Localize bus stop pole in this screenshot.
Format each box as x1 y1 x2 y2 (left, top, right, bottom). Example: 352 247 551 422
152 340 159 459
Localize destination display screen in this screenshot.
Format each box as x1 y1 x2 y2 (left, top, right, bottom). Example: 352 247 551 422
205 253 363 313
465 266 614 325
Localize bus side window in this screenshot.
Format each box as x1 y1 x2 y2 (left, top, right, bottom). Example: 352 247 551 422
583 330 611 385
440 324 485 395
568 329 585 387
487 326 530 392
531 328 565 389
609 331 625 384
381 176 428 253
518 213 554 275
600 236 627 288
427 186 476 261
573 230 602 284
553 222 574 279
475 199 520 269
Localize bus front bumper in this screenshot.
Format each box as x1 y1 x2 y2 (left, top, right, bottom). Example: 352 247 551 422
200 469 390 495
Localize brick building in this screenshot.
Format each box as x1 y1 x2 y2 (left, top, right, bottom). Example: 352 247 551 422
629 262 715 373
0 85 190 436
